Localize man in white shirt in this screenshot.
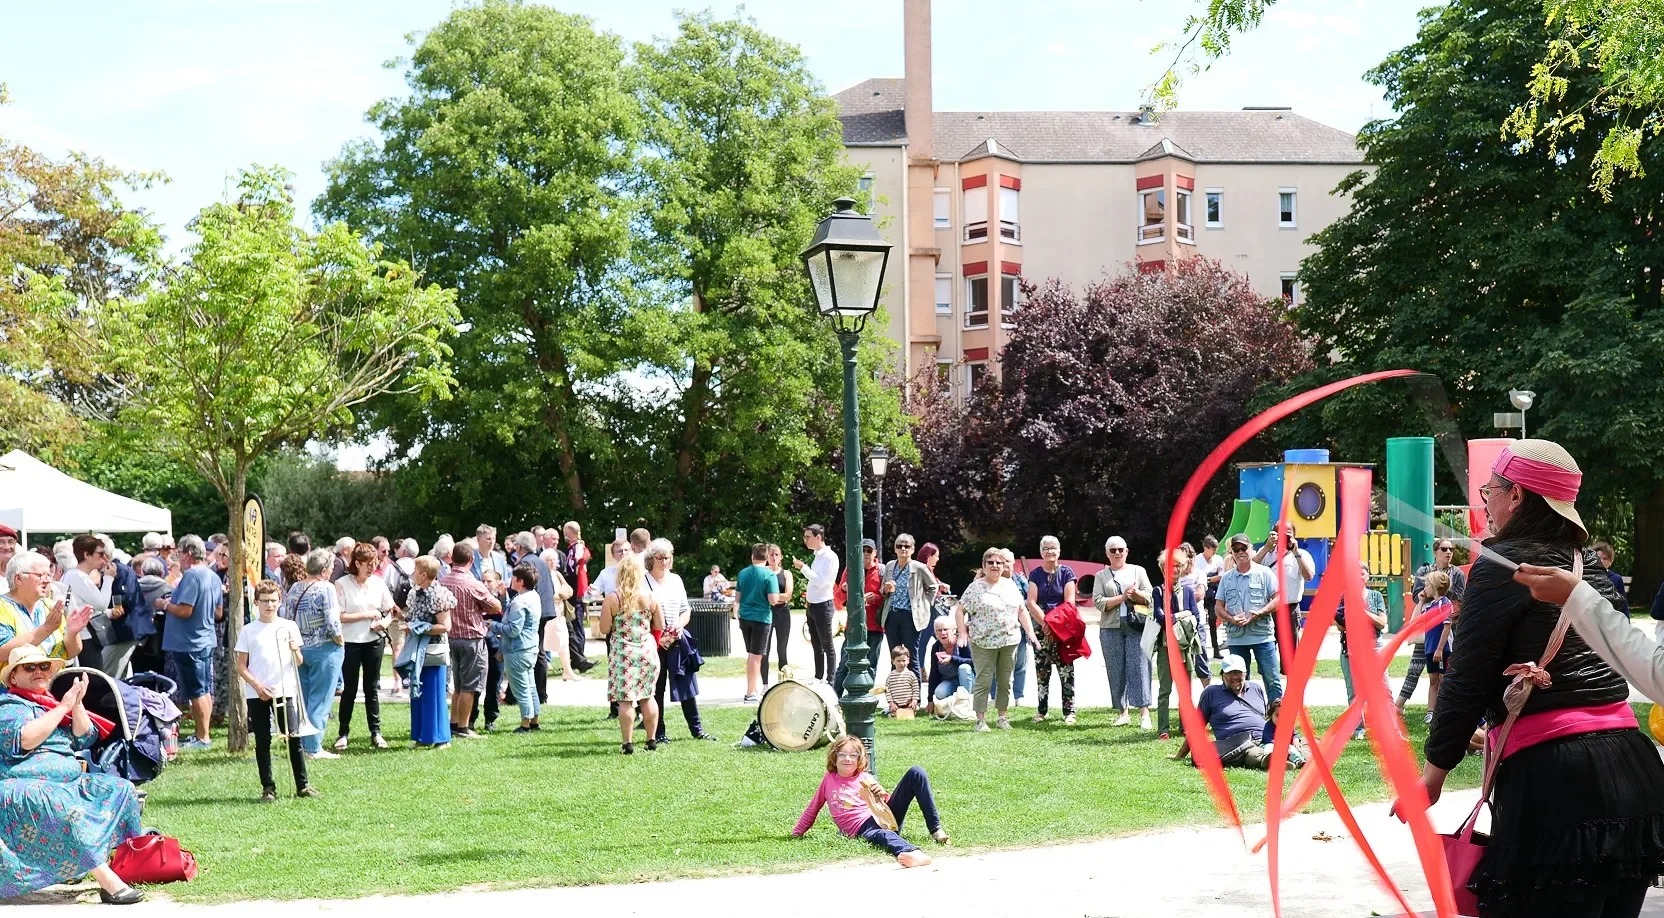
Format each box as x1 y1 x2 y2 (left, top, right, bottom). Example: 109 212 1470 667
1254 527 1315 662
793 523 841 681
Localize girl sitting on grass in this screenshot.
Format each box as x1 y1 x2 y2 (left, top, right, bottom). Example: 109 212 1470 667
791 735 949 867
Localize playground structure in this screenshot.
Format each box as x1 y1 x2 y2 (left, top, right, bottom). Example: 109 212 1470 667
1230 436 1518 630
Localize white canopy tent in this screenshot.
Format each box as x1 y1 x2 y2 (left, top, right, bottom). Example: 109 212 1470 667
0 450 172 544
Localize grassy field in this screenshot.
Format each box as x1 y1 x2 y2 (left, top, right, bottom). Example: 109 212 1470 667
141 703 1474 903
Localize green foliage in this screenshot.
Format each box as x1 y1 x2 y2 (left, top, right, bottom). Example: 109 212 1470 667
1289 0 1664 599
60 425 231 539
255 451 415 547
1503 0 1664 198
317 0 640 527
1146 0 1278 110
1 90 163 458
320 4 909 574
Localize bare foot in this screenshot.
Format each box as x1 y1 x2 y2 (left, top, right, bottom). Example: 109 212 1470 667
897 850 933 868
931 828 950 845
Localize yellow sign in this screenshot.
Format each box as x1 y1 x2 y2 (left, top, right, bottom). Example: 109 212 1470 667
243 495 266 589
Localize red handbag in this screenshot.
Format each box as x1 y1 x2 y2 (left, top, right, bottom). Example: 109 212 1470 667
1441 554 1579 916
109 831 198 884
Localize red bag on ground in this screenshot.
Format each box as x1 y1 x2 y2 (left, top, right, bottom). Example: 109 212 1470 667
109 831 198 884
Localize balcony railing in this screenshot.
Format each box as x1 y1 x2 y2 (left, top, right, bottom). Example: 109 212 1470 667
965 309 989 329
1176 222 1194 242
1138 222 1165 243
965 221 988 242
999 220 1020 242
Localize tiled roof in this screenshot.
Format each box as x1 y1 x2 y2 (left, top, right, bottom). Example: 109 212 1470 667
832 79 1364 164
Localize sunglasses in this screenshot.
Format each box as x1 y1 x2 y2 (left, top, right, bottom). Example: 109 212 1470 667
1437 546 1454 552
17 662 54 674
1108 547 1126 554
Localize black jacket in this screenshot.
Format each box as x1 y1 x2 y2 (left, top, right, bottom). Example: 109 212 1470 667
1425 541 1628 770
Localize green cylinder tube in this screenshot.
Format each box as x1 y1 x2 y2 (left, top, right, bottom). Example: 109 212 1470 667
1386 437 1435 630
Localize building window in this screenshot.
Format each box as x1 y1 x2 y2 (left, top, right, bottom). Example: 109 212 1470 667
935 273 952 315
965 276 988 328
968 362 989 398
999 185 1020 242
964 187 988 242
1000 273 1020 324
936 359 952 397
1175 189 1193 242
1138 188 1165 243
933 188 950 228
1278 188 1297 227
1205 188 1223 227
1280 272 1300 304
856 173 875 214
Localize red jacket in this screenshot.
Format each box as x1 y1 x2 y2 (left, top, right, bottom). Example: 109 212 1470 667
835 563 886 634
1044 601 1092 665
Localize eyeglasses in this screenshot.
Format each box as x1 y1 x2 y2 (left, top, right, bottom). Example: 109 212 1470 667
1479 479 1513 503
835 752 860 761
895 544 913 550
1108 548 1126 554
17 662 54 674
1436 546 1454 552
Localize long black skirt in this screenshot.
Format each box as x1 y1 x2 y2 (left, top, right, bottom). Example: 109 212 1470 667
1473 727 1664 914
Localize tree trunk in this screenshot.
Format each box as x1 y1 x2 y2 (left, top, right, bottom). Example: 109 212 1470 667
522 297 585 513
665 359 713 535
221 468 250 753
1633 480 1664 617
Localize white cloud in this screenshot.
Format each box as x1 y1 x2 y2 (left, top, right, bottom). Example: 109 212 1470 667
1047 40 1069 57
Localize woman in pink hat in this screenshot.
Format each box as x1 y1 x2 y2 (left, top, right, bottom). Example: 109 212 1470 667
1399 440 1664 917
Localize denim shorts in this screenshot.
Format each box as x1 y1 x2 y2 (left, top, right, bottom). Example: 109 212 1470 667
169 648 216 699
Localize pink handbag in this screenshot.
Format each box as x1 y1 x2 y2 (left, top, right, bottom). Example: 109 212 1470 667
1441 554 1580 916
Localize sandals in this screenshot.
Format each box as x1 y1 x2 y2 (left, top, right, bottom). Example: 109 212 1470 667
332 736 349 752
1032 714 1047 723
371 734 390 750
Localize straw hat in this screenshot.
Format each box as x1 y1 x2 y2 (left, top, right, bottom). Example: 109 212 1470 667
1493 438 1587 540
0 643 65 684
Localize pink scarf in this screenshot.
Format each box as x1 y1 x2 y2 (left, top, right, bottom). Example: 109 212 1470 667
1493 446 1581 502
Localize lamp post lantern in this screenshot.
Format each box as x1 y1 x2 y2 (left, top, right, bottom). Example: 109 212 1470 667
870 446 890 558
803 196 891 772
1509 389 1536 439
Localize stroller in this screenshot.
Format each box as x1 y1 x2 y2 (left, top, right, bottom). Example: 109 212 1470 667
51 667 181 786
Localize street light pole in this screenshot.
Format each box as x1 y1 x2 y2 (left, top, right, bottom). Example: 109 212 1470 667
803 196 892 773
870 445 889 559
1510 389 1536 439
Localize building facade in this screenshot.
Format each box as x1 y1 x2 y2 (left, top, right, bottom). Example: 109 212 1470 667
837 0 1366 396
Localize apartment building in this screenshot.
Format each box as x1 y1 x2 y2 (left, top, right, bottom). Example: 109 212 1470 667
837 0 1366 395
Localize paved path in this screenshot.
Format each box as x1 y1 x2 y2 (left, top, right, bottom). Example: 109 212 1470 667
13 789 1664 915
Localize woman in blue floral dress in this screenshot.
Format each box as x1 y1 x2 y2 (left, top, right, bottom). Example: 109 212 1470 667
601 556 662 755
0 644 144 904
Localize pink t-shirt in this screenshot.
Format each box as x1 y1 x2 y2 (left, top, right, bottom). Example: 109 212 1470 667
793 771 880 837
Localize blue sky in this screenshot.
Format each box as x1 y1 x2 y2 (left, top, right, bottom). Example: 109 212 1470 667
2 0 1431 248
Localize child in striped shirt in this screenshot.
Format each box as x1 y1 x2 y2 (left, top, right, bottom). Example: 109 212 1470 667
885 646 920 716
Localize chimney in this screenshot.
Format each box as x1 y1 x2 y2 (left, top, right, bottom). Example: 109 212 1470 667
903 0 932 159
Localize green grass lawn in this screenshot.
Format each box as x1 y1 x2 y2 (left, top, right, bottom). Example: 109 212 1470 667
1309 656 1412 680
142 703 1474 903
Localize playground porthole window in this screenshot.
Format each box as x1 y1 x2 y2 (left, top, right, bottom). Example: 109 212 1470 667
1293 481 1326 521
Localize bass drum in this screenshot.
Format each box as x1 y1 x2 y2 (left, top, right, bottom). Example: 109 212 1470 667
758 679 845 752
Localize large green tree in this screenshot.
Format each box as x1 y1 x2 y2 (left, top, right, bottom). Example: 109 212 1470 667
97 167 457 750
627 11 907 555
1288 0 1664 603
317 0 639 528
1 86 161 459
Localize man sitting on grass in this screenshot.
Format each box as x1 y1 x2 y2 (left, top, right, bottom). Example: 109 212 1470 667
1170 654 1303 770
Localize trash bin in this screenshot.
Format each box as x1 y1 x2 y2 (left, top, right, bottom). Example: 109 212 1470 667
687 600 733 656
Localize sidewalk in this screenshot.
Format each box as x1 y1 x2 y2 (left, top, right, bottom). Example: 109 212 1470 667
15 790 1663 916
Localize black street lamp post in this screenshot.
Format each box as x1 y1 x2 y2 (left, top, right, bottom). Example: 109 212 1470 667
802 196 892 772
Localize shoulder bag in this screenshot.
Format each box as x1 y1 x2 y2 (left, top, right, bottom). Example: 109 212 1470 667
110 830 198 884
1440 552 1581 917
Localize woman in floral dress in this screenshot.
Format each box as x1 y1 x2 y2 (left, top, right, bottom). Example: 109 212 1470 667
601 556 663 754
955 547 1037 732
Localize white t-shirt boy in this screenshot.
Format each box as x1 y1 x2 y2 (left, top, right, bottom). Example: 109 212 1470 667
235 617 303 700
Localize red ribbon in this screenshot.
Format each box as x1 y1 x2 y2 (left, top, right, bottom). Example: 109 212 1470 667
1163 369 1459 918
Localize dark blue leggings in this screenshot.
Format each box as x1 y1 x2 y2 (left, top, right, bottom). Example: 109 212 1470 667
855 766 941 856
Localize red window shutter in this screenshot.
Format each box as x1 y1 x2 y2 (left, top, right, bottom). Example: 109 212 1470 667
963 347 990 361
962 260 988 276
999 175 1021 190
1175 175 1195 190
962 175 988 190
1000 261 1022 276
1135 174 1165 191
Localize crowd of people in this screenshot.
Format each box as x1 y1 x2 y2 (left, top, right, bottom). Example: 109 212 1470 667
9 435 1664 914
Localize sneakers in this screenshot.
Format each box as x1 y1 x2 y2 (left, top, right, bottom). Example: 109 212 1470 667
742 694 760 703
180 736 212 751
995 716 1012 730
1424 712 1434 725
297 786 322 799
974 720 991 733
259 788 277 803
1352 726 1367 741
1112 712 1131 727
513 726 535 734
455 728 485 739
1139 711 1153 731
372 734 389 749
1158 732 1171 741
1064 713 1077 726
